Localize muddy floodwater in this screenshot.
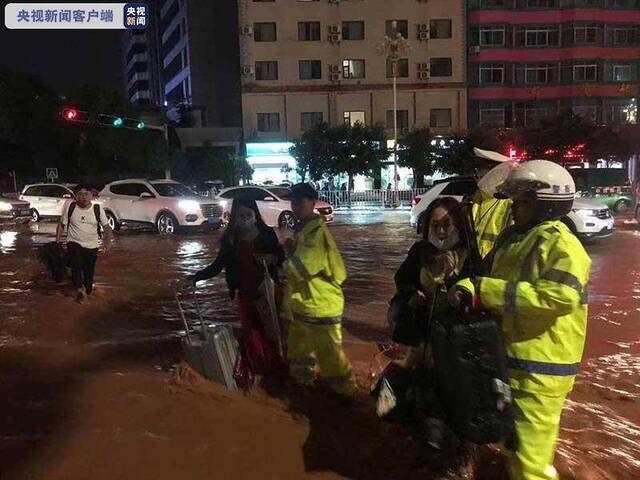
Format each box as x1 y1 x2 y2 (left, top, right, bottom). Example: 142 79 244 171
0 212 639 479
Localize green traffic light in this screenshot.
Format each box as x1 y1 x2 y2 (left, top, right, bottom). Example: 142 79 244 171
137 121 145 130
113 117 123 127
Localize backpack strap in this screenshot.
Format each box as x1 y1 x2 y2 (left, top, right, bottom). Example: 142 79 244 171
67 202 77 224
93 203 102 237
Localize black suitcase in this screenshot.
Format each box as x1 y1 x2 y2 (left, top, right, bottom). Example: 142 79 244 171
431 311 514 445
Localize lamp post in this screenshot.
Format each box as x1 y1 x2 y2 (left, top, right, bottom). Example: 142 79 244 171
376 21 411 194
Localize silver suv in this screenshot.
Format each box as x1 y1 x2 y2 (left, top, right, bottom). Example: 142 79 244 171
99 179 224 234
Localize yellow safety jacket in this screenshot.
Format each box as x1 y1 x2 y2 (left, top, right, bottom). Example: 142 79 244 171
286 216 347 322
478 220 591 395
472 190 512 259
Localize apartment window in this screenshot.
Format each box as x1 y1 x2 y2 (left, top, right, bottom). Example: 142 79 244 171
613 28 637 46
429 19 452 39
573 105 598 122
479 66 505 84
342 59 365 79
298 21 320 41
608 100 637 124
299 60 322 80
480 27 505 46
254 22 276 42
163 54 183 81
386 59 409 78
479 108 506 127
255 61 278 80
343 111 365 126
525 66 551 84
301 112 323 131
574 26 598 45
430 58 452 77
342 21 365 40
482 0 506 6
613 64 632 81
386 110 409 131
573 64 598 81
430 109 452 128
257 113 280 132
386 20 409 39
525 27 559 46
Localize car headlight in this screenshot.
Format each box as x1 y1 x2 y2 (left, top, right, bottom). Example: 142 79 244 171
178 200 201 213
572 209 597 217
219 200 227 209
0 201 12 212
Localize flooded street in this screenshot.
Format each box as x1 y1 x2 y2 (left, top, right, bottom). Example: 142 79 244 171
1 212 639 479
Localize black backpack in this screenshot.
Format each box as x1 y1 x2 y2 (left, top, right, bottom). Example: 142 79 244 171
67 202 102 237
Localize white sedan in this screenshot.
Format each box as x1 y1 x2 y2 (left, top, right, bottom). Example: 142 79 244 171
410 177 613 241
216 186 334 229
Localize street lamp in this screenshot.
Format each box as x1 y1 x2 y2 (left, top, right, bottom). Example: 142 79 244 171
376 20 411 194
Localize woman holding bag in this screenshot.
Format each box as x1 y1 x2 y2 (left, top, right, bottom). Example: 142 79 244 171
190 195 287 388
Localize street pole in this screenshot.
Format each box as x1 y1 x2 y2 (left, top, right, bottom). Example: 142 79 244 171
163 124 171 180
393 69 398 194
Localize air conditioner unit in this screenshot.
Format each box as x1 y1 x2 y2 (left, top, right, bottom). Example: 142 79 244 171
329 33 341 43
328 25 341 34
330 72 341 82
242 65 254 75
469 45 481 55
418 31 429 41
417 71 429 80
417 23 428 32
241 25 253 36
329 64 340 73
417 62 429 71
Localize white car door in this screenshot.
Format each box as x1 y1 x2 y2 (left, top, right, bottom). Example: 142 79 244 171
48 185 74 217
23 185 57 216
254 188 281 227
125 183 158 223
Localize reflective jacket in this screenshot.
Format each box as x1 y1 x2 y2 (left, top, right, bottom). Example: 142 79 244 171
478 220 591 395
286 216 347 322
472 190 512 259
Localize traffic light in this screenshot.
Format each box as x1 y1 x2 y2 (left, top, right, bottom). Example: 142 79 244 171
136 121 145 130
61 108 89 123
113 117 124 127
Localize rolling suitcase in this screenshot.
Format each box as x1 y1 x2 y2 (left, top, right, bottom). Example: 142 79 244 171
431 310 513 444
175 284 239 390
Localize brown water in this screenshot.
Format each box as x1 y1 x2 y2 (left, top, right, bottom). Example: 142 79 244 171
0 213 638 479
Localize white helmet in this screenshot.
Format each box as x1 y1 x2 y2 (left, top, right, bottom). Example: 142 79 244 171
496 160 575 202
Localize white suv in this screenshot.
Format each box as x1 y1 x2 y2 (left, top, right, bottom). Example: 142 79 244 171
99 179 224 234
20 183 76 222
216 185 334 229
410 177 614 241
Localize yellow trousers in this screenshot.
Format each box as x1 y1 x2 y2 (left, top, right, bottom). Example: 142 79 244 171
287 318 354 395
507 389 568 480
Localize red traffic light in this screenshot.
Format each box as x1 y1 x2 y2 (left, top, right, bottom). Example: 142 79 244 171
63 108 78 121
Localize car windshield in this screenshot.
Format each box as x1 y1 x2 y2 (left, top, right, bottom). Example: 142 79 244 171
267 187 292 200
151 182 197 197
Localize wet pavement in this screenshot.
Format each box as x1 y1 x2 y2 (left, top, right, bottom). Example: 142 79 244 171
0 212 639 479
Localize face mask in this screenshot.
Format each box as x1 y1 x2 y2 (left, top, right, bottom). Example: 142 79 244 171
236 214 256 230
428 230 460 251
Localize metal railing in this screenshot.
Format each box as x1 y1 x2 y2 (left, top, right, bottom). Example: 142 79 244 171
319 188 430 209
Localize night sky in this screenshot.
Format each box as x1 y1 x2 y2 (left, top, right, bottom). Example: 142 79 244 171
0 1 124 93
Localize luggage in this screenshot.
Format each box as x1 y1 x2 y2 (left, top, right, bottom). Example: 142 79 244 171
431 310 514 444
175 284 239 390
37 241 67 282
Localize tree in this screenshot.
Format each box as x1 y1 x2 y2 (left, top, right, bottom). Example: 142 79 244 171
289 123 333 181
326 122 388 191
584 126 637 166
219 152 254 186
436 128 510 175
397 128 438 188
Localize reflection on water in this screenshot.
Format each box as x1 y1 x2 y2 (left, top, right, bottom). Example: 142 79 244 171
0 231 17 253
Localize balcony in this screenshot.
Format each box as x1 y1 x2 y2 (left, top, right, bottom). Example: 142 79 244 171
127 72 149 90
126 53 148 71
130 91 151 103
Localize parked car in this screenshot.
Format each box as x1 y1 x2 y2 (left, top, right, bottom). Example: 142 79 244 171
0 193 32 225
20 183 76 222
216 185 334 229
410 177 614 241
99 179 224 234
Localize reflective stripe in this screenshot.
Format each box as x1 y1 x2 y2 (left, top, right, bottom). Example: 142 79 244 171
290 256 310 281
294 314 342 325
507 357 580 376
504 282 518 317
481 232 498 242
323 371 353 386
541 268 584 294
289 357 316 366
581 289 589 305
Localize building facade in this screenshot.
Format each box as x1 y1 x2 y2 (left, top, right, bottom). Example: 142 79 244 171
468 0 640 129
238 0 467 142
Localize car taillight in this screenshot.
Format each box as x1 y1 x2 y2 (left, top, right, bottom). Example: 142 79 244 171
412 197 422 207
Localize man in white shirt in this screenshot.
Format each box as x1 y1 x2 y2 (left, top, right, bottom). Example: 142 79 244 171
56 185 114 302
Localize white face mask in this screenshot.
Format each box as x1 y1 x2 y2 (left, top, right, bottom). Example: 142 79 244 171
236 213 256 230
428 230 460 251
